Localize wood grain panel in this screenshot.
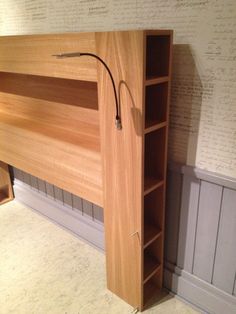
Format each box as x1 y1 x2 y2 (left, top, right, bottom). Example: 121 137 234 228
193 181 222 282
0 71 98 109
212 188 236 294
177 176 200 272
96 31 144 309
0 113 102 206
0 33 97 81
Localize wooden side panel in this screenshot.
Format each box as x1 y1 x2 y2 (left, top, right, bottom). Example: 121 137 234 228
96 31 144 309
177 176 200 272
165 170 182 265
0 161 13 204
212 188 236 294
193 181 222 282
0 33 97 81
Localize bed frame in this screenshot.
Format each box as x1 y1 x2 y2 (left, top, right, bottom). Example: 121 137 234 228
0 30 173 310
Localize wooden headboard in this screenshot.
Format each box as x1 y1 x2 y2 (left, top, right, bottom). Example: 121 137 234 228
0 30 173 311
0 33 102 205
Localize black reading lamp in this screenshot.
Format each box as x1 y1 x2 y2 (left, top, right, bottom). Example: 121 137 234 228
52 52 122 130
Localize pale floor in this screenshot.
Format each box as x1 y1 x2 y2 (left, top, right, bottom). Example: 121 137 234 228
0 200 200 314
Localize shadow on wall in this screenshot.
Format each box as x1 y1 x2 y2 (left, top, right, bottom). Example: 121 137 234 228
168 44 203 166
164 44 203 294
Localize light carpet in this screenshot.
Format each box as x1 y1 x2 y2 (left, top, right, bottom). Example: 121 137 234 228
0 200 200 314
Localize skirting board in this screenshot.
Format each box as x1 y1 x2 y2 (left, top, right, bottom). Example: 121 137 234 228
13 179 104 251
164 262 236 314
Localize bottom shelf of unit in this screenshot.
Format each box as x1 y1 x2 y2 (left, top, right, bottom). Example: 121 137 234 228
0 189 11 205
144 254 161 284
143 280 164 309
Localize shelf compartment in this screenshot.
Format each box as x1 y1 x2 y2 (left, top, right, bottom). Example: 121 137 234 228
144 121 167 134
144 253 161 284
144 177 164 196
143 235 162 283
145 82 168 130
144 128 166 194
144 225 161 249
146 35 171 79
145 76 169 86
143 273 163 308
144 186 164 240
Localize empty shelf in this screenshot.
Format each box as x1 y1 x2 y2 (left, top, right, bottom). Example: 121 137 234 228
144 225 162 249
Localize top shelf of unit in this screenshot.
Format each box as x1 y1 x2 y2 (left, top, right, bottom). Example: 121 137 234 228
145 33 172 80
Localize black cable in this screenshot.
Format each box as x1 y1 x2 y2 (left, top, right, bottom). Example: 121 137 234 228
52 52 121 129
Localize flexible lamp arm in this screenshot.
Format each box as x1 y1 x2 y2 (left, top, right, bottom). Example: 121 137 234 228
52 52 121 130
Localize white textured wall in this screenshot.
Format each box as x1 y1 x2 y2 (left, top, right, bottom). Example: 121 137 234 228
0 0 235 177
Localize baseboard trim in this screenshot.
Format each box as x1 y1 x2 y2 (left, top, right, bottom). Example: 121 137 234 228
13 180 104 251
164 262 236 314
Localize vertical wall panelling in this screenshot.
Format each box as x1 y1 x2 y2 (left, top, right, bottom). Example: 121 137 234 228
37 178 47 194
177 175 200 272
63 191 73 208
12 167 23 181
54 186 63 203
45 182 54 199
22 172 31 186
212 188 236 294
165 170 182 265
93 204 104 223
30 175 39 191
72 195 83 214
82 199 93 217
193 181 223 283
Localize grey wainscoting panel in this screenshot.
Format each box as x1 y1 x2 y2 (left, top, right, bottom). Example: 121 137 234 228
212 188 236 294
93 204 104 223
31 175 39 191
38 178 46 194
193 181 223 282
54 186 63 202
63 190 73 208
45 182 54 199
22 172 31 185
165 170 183 265
72 195 83 214
12 167 23 181
82 199 93 217
177 175 200 272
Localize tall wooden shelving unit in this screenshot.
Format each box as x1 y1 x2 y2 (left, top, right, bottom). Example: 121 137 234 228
97 30 172 310
142 32 172 307
0 30 172 311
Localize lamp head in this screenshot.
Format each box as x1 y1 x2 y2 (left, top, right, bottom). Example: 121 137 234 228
52 52 82 59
